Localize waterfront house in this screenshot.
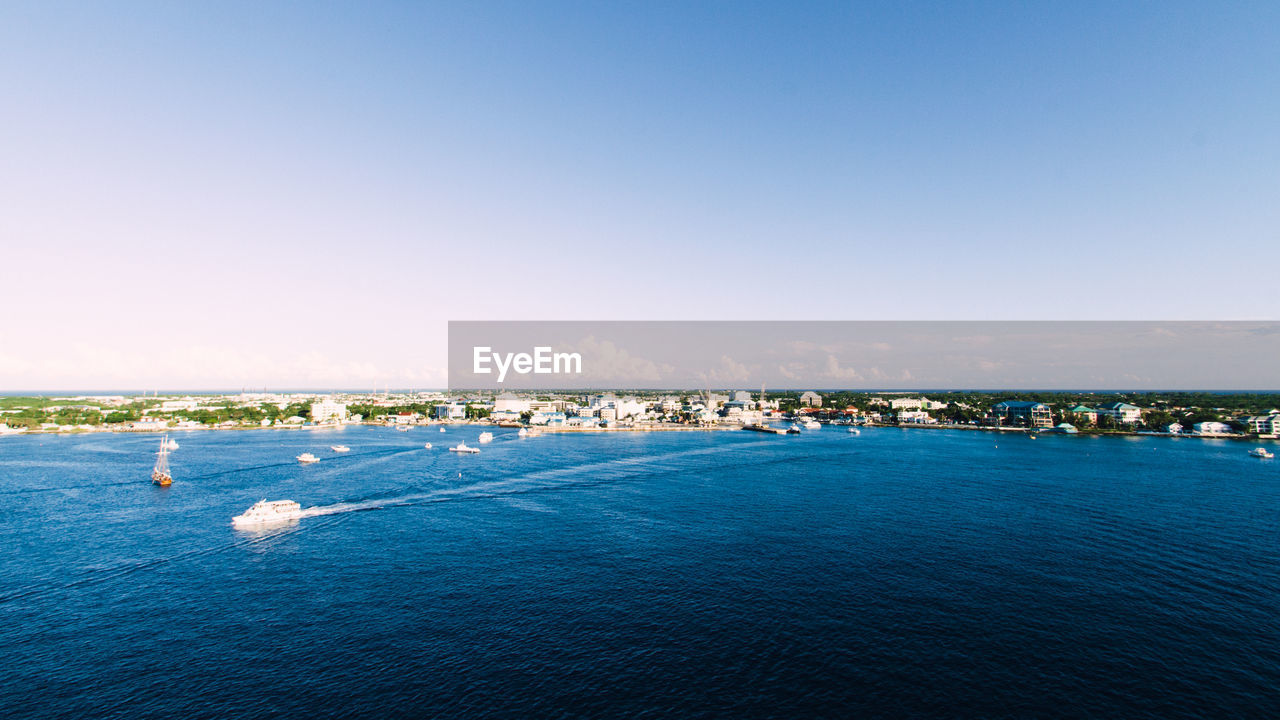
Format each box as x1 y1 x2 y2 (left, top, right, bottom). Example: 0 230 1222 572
897 410 934 424
1067 405 1098 424
988 401 1053 428
1096 402 1142 425
1192 421 1232 436
1244 412 1280 437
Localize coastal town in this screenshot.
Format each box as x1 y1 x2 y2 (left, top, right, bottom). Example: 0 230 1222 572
2 389 1278 440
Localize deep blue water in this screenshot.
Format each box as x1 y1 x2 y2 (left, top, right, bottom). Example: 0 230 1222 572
1 426 1278 718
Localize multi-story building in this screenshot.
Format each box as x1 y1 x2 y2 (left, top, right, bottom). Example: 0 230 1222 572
1096 402 1142 425
310 396 348 423
1067 405 1098 424
988 401 1053 428
800 391 823 408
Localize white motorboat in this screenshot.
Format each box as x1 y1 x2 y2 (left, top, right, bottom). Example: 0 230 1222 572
439 427 446 433
297 452 319 464
232 499 305 528
449 443 480 454
801 419 821 429
1249 447 1274 459
847 428 860 435
330 445 350 453
517 428 528 437
478 431 494 444
424 442 432 449
396 425 411 432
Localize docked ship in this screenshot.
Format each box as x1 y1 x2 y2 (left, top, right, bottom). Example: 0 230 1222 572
232 499 305 528
478 431 494 444
151 435 173 486
449 443 480 454
297 452 319 464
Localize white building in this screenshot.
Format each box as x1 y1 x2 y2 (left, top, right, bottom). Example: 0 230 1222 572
800 392 823 408
889 397 924 410
1244 412 1280 436
160 399 199 412
897 410 934 424
493 392 532 415
310 396 349 423
1096 402 1143 425
1193 421 1232 436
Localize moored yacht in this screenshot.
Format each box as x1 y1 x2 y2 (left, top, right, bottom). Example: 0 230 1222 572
801 419 821 429
232 499 305 528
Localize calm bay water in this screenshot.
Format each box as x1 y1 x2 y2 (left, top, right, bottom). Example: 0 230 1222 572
1 426 1278 718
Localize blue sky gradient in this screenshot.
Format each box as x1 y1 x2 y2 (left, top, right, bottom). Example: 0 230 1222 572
2 2 1277 389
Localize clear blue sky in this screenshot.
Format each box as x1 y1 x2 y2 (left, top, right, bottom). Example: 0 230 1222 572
1 1 1277 389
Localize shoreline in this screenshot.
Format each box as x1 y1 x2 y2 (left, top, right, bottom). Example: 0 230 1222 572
0 420 1270 443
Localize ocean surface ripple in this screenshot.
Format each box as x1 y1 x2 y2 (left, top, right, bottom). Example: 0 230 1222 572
1 426 1277 718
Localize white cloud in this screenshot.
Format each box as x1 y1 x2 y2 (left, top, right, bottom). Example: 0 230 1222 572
822 355 862 381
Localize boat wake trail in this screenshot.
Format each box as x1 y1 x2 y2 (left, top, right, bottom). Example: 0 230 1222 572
296 440 846 519
0 513 353 606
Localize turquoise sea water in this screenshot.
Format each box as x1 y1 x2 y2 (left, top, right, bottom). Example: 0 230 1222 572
1 426 1278 718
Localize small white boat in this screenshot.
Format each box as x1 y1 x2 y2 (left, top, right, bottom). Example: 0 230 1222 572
161 438 180 450
296 452 319 464
424 443 432 449
330 445 350 453
439 427 446 433
847 428 860 435
449 443 480 454
396 425 411 432
1249 447 1274 459
802 419 820 429
233 499 305 528
517 428 528 437
478 431 494 444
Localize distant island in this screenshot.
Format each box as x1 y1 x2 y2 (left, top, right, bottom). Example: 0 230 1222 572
2 389 1278 439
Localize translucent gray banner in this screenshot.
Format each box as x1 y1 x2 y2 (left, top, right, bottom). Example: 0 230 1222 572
447 321 1280 390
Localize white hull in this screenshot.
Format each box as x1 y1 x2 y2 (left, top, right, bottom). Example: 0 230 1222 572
233 499 305 528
